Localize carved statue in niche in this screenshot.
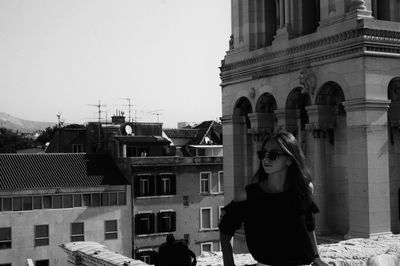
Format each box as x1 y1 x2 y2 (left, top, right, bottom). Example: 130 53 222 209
229 34 234 50
299 67 317 96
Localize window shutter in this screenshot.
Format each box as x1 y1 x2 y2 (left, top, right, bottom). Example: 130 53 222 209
134 176 140 197
171 211 176 231
156 175 162 195
150 213 155 233
149 175 156 196
157 212 162 232
135 214 141 234
171 175 177 195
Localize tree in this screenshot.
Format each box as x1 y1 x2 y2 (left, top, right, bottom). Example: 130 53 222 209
0 128 34 153
36 126 58 145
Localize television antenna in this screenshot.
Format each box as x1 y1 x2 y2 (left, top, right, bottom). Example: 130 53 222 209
148 109 163 123
120 98 134 123
56 112 63 127
87 100 106 146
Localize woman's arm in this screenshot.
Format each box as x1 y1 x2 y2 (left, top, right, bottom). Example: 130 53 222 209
308 231 329 266
219 188 247 266
220 232 235 266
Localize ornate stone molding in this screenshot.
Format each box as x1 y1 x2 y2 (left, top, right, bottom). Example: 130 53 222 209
220 115 247 125
343 99 391 112
275 108 298 134
248 112 275 142
305 105 337 143
220 28 400 84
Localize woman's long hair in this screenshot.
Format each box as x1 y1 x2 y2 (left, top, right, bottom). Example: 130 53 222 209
254 130 313 206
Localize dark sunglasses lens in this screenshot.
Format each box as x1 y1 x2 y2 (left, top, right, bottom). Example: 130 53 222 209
267 151 279 160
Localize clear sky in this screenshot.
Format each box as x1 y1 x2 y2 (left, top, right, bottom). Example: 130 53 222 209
0 0 231 128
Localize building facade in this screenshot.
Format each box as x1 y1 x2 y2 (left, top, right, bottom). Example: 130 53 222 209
118 156 223 264
0 154 132 266
220 0 400 251
116 121 224 264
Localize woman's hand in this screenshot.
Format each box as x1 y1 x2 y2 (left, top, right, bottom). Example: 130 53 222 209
311 256 329 266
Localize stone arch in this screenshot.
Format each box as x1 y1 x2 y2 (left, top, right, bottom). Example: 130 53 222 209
316 81 346 115
234 96 253 128
315 72 351 104
255 92 277 113
387 78 400 233
286 87 311 130
388 77 400 102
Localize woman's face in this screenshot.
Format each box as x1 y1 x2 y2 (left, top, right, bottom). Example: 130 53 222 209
260 139 291 175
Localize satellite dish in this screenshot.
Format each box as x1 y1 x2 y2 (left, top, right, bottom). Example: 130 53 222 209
125 125 133 135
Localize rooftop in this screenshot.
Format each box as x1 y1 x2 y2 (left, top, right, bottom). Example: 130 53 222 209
0 153 128 190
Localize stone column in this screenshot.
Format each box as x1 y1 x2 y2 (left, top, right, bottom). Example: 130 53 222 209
305 105 337 234
343 99 391 238
284 0 289 26
273 0 289 44
221 115 248 203
221 114 250 253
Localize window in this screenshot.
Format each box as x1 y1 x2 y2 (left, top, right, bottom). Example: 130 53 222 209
200 172 211 193
161 177 171 194
135 212 155 235
71 222 84 242
157 174 176 195
218 171 224 193
23 196 32 210
201 242 213 254
183 195 189 207
82 194 91 206
104 220 118 240
136 249 156 265
33 196 42 209
53 195 62 208
63 195 73 208
140 176 150 196
34 225 49 246
0 263 11 266
2 198 11 211
218 206 224 222
43 196 52 209
157 211 176 233
0 227 11 249
12 197 22 211
35 260 49 266
73 194 82 207
110 192 118 205
101 193 109 206
92 193 101 207
200 207 212 230
118 192 126 205
72 144 83 153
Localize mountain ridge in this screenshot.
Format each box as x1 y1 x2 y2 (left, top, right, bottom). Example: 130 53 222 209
0 112 55 132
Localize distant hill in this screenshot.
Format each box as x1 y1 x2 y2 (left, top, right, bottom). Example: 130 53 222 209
0 112 55 133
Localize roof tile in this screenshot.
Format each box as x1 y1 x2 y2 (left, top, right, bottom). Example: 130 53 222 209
0 153 128 190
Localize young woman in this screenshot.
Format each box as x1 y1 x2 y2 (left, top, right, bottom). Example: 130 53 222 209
219 131 328 266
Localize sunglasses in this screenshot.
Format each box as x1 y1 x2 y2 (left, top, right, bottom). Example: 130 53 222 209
257 150 286 161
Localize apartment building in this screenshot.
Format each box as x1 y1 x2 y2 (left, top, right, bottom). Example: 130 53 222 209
0 153 132 266
114 120 224 264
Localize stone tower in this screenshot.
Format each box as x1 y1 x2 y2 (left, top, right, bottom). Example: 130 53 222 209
220 0 400 251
